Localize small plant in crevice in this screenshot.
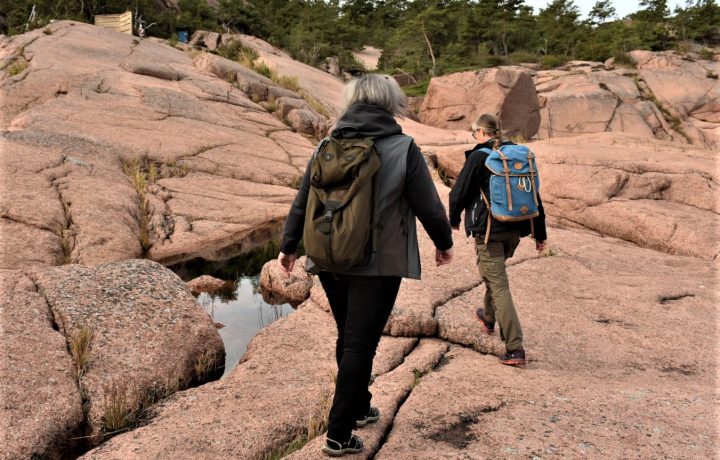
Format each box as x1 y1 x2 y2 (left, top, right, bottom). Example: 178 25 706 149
70 325 93 378
100 380 137 434
411 367 431 389
193 349 221 382
262 373 335 460
7 57 28 76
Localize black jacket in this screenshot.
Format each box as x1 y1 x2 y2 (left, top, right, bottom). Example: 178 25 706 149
448 140 547 242
281 103 453 255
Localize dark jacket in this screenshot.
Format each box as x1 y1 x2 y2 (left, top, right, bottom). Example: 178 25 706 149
448 140 547 242
280 103 453 277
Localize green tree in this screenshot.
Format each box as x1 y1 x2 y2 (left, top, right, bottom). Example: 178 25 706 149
588 0 617 25
536 0 582 55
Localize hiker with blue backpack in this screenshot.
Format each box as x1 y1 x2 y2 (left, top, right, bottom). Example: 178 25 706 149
278 74 454 456
449 113 547 366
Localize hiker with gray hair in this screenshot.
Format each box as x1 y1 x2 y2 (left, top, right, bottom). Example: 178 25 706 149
278 74 454 456
449 113 547 366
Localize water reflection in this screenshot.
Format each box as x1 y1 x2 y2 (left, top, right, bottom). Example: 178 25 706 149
195 275 293 378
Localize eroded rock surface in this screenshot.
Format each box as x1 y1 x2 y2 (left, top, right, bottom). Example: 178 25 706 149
32 259 224 439
536 50 719 148
0 270 83 459
419 67 541 138
0 21 315 269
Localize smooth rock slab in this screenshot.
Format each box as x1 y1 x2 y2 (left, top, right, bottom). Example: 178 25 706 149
0 270 83 459
287 339 449 459
377 343 716 459
32 259 224 439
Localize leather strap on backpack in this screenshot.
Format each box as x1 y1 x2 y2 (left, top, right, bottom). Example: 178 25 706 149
480 189 492 245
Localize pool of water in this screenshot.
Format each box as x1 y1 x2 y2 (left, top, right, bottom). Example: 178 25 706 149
169 239 297 378
194 275 293 378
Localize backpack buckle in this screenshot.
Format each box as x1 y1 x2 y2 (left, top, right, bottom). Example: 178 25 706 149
323 209 334 222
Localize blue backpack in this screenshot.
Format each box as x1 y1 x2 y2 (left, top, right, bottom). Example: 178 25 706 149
479 144 540 243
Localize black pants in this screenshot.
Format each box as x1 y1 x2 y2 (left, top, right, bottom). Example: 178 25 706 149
319 272 402 442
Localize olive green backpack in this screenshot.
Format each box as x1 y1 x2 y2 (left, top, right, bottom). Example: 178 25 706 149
303 137 381 272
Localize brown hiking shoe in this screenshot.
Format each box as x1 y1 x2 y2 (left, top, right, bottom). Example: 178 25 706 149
499 348 526 366
475 307 495 335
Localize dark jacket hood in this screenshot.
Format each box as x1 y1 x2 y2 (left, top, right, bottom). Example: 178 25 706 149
331 103 403 139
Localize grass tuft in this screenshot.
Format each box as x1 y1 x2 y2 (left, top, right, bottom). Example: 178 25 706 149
101 380 136 433
70 325 93 378
193 349 221 382
7 58 28 76
262 374 334 459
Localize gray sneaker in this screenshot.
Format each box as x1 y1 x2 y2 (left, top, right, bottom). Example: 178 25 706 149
355 406 380 427
322 434 363 457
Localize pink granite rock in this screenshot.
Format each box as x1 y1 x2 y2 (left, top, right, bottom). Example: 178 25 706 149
259 257 313 306
186 274 227 293
0 21 315 269
32 259 224 441
379 227 716 459
0 270 84 459
535 51 719 148
432 132 719 259
419 67 541 138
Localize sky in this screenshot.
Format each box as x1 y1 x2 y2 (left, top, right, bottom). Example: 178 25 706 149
523 0 687 19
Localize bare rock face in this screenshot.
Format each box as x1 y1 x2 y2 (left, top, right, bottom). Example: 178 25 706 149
259 256 313 306
82 302 338 459
0 21 315 269
223 34 344 117
378 228 716 459
352 46 382 71
0 270 84 459
536 50 719 148
419 67 541 138
432 132 719 260
32 259 224 440
186 274 226 293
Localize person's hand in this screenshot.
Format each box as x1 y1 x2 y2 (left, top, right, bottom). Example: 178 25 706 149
278 252 296 274
435 247 454 266
536 240 546 253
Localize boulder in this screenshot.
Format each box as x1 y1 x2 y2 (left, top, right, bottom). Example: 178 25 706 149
81 302 338 459
419 67 541 139
186 274 226 293
188 30 220 51
0 270 84 459
259 257 313 306
32 259 224 439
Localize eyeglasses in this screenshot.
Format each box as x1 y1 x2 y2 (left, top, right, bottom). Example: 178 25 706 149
471 128 480 137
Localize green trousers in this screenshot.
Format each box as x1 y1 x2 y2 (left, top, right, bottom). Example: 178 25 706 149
476 231 523 352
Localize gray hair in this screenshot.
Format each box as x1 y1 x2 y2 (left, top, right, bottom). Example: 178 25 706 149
341 74 407 116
